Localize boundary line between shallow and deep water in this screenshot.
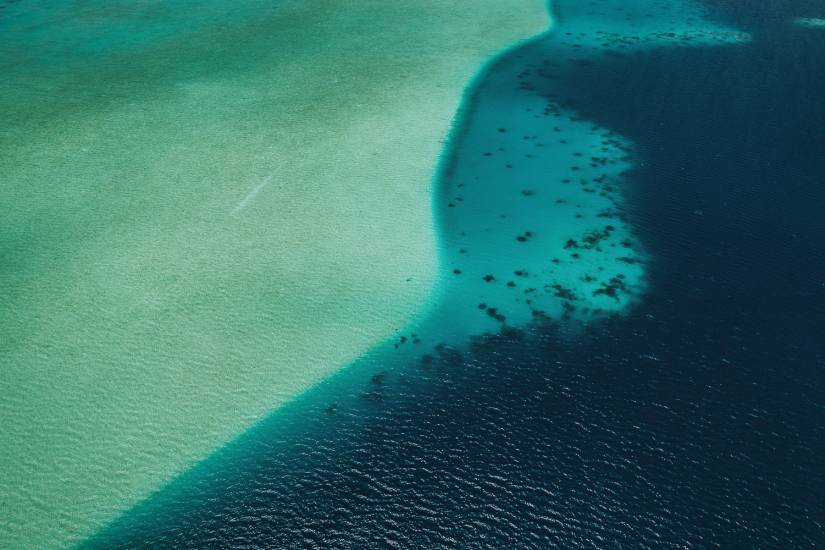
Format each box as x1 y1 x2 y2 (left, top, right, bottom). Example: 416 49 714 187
432 0 558 241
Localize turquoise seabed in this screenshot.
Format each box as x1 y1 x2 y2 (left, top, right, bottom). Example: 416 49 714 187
87 0 752 545
1 0 551 546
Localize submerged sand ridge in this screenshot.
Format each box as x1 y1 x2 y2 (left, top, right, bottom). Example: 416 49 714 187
0 0 549 547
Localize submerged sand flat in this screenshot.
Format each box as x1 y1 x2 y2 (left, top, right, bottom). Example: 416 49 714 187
794 17 825 28
0 1 549 547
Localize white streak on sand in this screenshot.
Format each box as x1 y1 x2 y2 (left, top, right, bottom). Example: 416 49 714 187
232 175 272 215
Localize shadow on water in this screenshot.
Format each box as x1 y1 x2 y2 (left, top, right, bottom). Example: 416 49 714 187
87 0 825 547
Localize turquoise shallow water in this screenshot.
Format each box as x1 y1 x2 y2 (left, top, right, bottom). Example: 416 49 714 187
368 0 751 350
84 0 779 547
83 0 825 546
1 0 551 546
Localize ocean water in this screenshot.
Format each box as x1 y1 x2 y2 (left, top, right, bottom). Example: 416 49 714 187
86 0 825 548
0 0 551 546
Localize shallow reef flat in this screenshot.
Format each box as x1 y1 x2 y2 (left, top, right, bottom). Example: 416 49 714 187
401 0 751 348
0 0 548 547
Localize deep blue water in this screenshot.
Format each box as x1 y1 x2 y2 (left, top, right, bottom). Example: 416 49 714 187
89 1 825 547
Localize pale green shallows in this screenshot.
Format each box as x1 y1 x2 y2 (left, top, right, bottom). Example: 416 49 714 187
0 1 550 547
